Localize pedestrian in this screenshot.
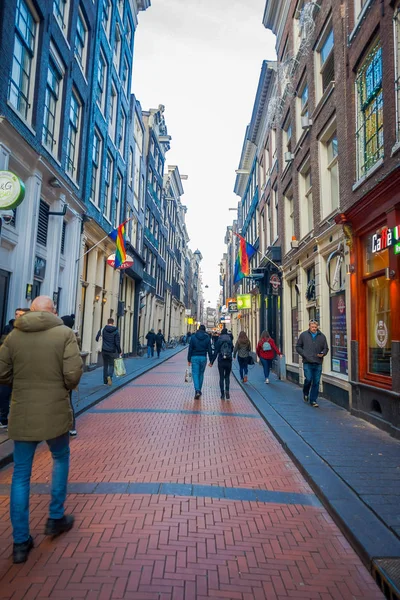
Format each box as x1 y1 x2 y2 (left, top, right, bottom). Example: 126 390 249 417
187 324 213 400
145 328 156 357
212 332 219 351
61 314 81 437
186 331 192 344
0 308 29 429
296 319 329 408
155 329 165 358
96 318 122 385
256 330 282 384
210 328 234 400
0 296 83 563
233 331 251 383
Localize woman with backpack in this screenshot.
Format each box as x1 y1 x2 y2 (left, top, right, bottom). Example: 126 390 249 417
256 330 282 383
233 331 251 383
210 328 233 400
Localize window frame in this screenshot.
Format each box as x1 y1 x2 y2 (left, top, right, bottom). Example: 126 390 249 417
66 89 82 180
74 7 88 74
314 22 334 101
42 49 64 156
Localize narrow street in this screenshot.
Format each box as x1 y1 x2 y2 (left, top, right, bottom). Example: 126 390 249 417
0 353 383 600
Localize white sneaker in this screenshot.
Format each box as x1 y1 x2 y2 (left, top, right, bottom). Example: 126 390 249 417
265 378 269 384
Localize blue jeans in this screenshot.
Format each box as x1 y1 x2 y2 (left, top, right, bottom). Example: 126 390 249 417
303 363 322 404
11 433 70 543
191 356 207 393
237 357 248 380
147 345 154 357
260 357 272 379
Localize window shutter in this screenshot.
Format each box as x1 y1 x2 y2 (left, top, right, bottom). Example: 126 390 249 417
61 221 66 254
37 200 49 246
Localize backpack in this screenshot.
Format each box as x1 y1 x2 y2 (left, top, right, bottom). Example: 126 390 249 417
262 340 272 352
220 340 233 360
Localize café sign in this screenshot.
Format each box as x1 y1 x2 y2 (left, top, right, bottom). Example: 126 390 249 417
0 171 25 209
372 226 400 253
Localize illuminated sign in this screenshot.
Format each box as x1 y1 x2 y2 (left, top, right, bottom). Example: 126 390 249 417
237 294 251 309
372 226 400 253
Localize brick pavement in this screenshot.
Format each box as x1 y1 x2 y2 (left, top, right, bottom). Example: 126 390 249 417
0 353 384 599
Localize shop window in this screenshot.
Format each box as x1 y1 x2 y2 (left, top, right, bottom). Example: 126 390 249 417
328 259 348 375
364 232 391 377
355 41 383 179
290 279 299 364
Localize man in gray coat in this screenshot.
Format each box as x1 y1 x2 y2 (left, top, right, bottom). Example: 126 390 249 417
296 320 329 408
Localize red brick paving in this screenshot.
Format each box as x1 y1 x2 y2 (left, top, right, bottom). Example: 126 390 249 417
0 353 383 599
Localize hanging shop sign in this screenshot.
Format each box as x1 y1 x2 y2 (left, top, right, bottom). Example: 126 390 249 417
228 300 238 313
237 294 251 309
187 317 194 325
106 254 134 270
371 226 400 253
0 171 25 209
269 274 281 290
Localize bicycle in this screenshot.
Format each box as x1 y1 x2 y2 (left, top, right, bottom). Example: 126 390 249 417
136 337 145 357
166 338 178 349
326 241 346 293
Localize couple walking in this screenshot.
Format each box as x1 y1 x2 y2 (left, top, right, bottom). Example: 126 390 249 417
187 325 234 400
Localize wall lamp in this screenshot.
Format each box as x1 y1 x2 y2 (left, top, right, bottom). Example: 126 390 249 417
385 268 396 280
94 294 100 303
346 264 355 275
49 177 62 188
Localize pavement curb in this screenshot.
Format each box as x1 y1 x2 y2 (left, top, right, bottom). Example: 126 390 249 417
0 346 186 471
232 368 400 570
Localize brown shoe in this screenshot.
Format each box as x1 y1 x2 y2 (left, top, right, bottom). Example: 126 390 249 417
243 376 248 383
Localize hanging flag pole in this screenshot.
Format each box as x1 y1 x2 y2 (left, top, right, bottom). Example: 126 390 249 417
75 218 132 263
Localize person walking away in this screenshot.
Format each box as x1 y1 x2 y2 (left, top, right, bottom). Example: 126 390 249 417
61 314 81 436
187 324 213 400
296 319 329 408
211 328 234 400
96 318 121 385
145 328 156 358
256 330 282 384
0 296 83 563
233 331 251 383
0 308 29 429
155 329 165 358
186 331 192 345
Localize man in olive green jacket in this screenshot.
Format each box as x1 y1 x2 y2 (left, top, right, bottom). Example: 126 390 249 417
0 296 83 563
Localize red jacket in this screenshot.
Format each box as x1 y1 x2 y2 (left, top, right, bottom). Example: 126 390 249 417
256 337 281 360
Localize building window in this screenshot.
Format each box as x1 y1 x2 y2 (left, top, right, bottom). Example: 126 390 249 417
121 56 129 96
115 172 122 226
296 77 309 138
43 58 62 153
103 153 113 221
113 23 121 75
299 157 313 237
97 49 107 114
329 255 347 375
364 231 391 377
60 221 66 255
9 0 38 121
53 0 70 33
356 41 383 179
37 200 49 247
319 118 339 219
315 25 334 101
282 115 292 163
108 83 117 141
74 8 88 73
126 17 132 50
284 187 294 254
118 109 126 155
90 130 102 206
101 0 111 38
273 187 278 241
66 91 81 179
290 278 299 364
394 6 400 141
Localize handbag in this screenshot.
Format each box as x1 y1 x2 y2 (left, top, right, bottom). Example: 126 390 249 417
247 355 255 365
184 366 192 383
114 357 126 377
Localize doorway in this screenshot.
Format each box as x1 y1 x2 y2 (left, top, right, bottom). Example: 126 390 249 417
0 270 11 333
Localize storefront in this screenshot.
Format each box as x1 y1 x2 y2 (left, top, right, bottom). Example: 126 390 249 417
342 170 400 438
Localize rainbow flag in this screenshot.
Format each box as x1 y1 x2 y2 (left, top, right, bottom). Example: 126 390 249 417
109 222 126 269
233 233 256 284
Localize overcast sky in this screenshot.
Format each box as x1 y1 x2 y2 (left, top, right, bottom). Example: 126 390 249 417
132 0 276 308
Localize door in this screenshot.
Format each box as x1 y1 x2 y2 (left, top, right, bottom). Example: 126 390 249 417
0 270 11 334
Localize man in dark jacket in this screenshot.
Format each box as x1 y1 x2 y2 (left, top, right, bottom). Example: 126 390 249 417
187 324 213 399
145 329 156 357
211 328 234 400
155 330 165 358
296 320 329 408
96 318 121 385
0 296 82 563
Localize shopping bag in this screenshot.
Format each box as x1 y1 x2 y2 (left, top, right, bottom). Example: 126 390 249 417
114 357 126 377
184 367 192 383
